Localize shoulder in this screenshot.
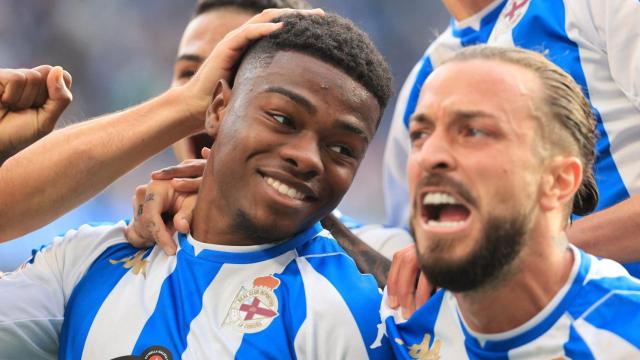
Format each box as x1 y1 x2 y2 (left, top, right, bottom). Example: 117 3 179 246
569 252 640 346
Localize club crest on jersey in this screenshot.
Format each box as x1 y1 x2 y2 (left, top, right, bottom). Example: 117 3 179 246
395 333 441 360
490 0 531 45
223 275 280 333
109 250 149 278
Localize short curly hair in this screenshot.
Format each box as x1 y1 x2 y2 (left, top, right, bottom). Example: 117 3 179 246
237 13 393 115
194 0 312 17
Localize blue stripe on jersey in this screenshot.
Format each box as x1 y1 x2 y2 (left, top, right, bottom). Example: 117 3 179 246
385 290 446 360
176 223 322 264
512 0 630 214
451 0 506 45
564 326 596 360
304 255 392 359
582 290 640 346
131 247 223 357
59 243 148 359
233 260 307 359
401 56 434 129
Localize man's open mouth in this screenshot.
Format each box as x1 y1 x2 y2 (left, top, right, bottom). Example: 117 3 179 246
421 192 471 229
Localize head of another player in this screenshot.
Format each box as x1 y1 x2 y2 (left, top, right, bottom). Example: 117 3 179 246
171 0 312 161
407 45 597 293
191 13 392 245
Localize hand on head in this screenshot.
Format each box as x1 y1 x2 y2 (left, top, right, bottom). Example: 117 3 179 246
179 8 325 123
0 65 72 163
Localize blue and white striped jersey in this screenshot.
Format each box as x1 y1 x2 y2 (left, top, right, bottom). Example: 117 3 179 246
383 0 640 273
0 221 392 359
381 245 640 359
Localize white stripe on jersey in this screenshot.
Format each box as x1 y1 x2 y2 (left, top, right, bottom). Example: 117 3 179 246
181 252 296 359
574 318 640 357
294 256 369 359
82 246 177 359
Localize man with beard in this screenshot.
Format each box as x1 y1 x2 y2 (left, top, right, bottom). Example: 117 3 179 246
0 13 394 359
380 45 640 358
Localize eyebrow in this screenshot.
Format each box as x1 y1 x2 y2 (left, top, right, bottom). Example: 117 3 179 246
409 110 496 125
264 86 317 114
335 120 370 143
175 54 205 63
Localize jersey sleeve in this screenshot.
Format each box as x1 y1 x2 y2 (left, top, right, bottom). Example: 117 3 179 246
569 0 640 110
0 221 128 359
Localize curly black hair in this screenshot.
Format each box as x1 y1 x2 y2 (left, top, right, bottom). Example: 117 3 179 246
239 13 393 113
194 0 312 17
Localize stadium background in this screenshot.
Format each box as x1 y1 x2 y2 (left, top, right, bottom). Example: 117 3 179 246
0 0 449 271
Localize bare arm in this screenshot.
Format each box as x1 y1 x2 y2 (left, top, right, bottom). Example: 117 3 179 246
320 213 390 288
0 9 321 242
568 195 640 263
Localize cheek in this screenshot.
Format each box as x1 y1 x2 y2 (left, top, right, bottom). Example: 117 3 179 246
406 156 422 198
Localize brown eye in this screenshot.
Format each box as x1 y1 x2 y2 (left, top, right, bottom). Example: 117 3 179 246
272 114 295 128
329 144 353 157
178 70 196 79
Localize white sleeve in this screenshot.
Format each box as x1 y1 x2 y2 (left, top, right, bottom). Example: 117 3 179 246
382 58 423 229
568 0 640 110
0 221 127 359
352 225 414 260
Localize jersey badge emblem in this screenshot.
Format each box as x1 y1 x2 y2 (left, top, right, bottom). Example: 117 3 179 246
395 333 442 360
223 275 281 333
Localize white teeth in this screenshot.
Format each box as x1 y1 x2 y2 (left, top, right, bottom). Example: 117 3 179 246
264 176 305 200
423 192 459 205
426 220 466 228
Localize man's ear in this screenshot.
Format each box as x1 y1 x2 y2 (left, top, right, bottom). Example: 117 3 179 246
539 155 583 212
205 79 232 140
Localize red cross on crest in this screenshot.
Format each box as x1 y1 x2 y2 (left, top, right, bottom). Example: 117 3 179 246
505 0 529 21
239 297 278 320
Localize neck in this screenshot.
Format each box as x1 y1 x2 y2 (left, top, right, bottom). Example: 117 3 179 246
454 227 574 334
441 0 497 21
191 168 255 246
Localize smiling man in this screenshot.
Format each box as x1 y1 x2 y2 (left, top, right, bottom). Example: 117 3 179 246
0 13 394 359
381 46 640 359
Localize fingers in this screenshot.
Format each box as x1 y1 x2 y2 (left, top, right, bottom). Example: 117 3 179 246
173 195 196 234
140 187 178 256
201 147 210 160
0 68 36 110
414 273 434 314
151 159 207 180
387 244 420 316
41 66 72 129
125 185 156 249
170 177 202 193
193 8 324 96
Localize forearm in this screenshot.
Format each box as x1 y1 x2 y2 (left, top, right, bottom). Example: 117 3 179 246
0 88 202 241
567 195 640 263
321 214 390 288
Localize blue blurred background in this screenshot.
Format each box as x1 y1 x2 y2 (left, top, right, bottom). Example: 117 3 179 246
0 0 449 271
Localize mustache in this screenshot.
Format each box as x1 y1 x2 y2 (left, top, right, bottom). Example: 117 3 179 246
415 173 477 208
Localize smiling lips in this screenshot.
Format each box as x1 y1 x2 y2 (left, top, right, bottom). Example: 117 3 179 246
422 192 471 229
264 176 306 201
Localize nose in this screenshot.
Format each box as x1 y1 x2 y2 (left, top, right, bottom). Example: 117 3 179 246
280 132 324 179
416 130 455 172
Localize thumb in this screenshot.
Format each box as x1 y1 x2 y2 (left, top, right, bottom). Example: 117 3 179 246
42 66 72 129
173 196 196 234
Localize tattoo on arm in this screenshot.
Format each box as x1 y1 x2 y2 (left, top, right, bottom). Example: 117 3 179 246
321 213 390 288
